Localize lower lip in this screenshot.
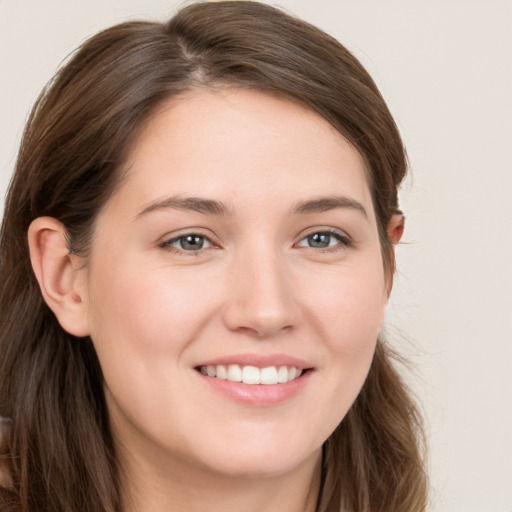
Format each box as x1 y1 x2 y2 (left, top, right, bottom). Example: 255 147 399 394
196 370 312 407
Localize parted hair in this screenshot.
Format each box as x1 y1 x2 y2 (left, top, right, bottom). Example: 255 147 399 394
0 2 427 511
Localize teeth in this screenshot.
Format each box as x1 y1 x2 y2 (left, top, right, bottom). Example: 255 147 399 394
277 366 288 383
242 365 260 384
227 364 242 382
216 365 227 380
260 366 278 385
200 364 304 385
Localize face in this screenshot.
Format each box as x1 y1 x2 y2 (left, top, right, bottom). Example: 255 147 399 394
81 89 389 480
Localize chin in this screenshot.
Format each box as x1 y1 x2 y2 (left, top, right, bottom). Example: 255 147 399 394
192 438 321 480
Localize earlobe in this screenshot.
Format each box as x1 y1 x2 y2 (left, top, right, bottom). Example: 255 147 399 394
28 217 90 337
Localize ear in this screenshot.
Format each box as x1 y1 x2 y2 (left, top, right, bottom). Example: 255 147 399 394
385 213 405 296
388 213 405 246
28 217 90 337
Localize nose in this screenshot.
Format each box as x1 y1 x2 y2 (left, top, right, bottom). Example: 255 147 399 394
222 245 302 338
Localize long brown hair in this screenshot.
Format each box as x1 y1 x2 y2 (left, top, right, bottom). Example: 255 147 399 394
0 2 427 510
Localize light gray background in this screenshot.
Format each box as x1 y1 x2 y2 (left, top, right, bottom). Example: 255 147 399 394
1 1 511 510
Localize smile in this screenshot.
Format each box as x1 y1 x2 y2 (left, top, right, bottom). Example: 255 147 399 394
199 364 304 385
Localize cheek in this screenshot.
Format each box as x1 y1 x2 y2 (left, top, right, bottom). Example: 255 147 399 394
308 264 386 396
84 261 220 435
86 259 219 355
309 264 387 347
287 264 387 448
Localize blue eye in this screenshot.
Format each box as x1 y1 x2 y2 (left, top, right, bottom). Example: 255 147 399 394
297 231 349 249
163 234 212 252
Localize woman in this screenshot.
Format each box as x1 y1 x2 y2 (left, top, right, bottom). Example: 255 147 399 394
0 1 427 511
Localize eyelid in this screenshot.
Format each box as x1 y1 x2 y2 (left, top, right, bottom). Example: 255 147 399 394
295 227 354 250
157 226 353 254
158 229 220 254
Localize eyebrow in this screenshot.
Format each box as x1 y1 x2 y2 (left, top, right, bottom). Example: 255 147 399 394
136 194 367 219
292 195 368 218
137 196 234 218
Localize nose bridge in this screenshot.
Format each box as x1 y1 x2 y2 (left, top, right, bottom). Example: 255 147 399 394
223 237 299 337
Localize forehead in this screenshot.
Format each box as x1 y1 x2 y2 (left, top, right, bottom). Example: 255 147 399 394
115 88 374 217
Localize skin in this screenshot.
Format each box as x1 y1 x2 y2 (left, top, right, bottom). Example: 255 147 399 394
29 88 401 512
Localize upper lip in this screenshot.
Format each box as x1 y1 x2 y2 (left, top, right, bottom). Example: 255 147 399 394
195 353 313 370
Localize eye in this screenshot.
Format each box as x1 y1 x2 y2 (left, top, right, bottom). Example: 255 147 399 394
161 234 213 252
296 230 351 250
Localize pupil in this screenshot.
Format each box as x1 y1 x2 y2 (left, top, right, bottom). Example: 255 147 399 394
181 235 204 250
309 233 330 248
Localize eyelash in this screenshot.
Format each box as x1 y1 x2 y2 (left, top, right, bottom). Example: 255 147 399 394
159 233 215 255
159 229 353 255
296 229 353 252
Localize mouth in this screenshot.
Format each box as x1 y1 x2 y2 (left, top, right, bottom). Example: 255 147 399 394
194 356 314 406
196 364 309 385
